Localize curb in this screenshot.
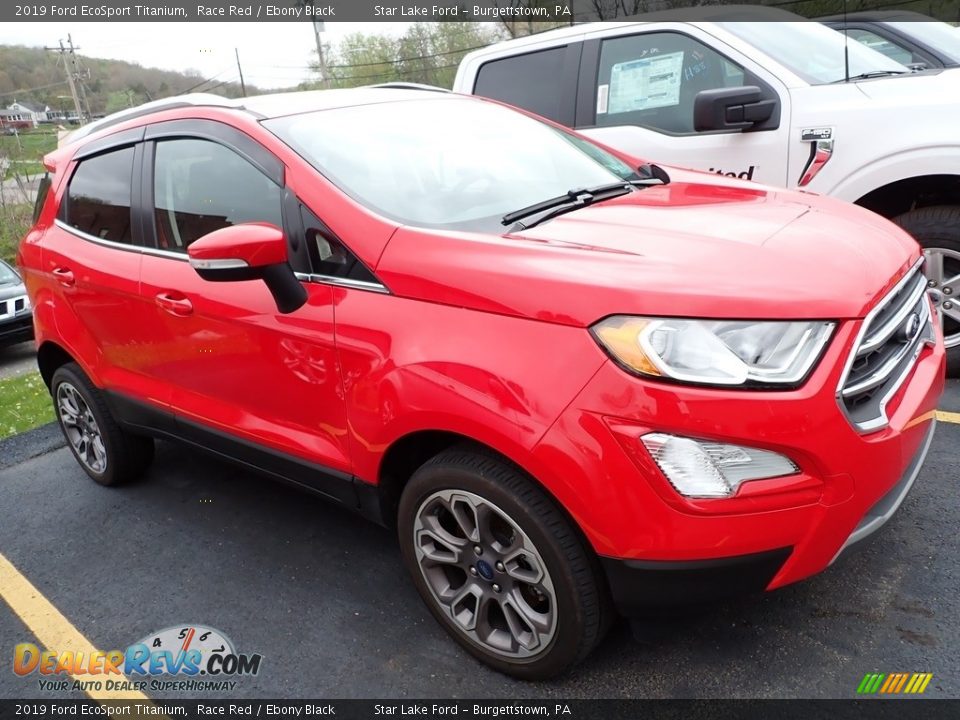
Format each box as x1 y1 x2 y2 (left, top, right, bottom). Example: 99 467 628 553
0 422 66 472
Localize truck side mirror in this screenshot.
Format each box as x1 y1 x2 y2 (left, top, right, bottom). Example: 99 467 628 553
693 86 777 132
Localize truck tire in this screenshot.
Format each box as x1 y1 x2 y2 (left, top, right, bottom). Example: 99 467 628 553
397 446 611 679
894 205 960 376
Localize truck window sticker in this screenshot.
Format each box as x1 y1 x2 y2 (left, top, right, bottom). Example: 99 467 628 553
597 84 609 114
608 51 684 114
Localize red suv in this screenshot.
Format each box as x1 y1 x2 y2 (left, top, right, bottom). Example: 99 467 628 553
18 87 945 679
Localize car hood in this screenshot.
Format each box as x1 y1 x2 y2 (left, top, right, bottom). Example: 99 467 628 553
0 281 27 302
376 170 919 327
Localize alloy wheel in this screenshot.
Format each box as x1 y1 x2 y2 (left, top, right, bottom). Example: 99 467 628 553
412 489 557 659
56 382 107 474
925 248 960 349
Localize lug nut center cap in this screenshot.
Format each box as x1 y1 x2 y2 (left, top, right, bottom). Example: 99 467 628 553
475 559 495 581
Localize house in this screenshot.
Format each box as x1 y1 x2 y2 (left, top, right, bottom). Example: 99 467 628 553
6 100 46 124
0 108 36 132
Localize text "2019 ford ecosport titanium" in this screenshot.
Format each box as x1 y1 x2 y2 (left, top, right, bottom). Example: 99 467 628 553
17 87 944 679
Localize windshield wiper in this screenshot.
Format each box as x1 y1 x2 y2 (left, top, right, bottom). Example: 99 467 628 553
503 165 670 231
833 70 909 83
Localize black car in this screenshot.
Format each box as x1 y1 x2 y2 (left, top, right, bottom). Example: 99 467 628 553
0 258 33 347
820 11 960 70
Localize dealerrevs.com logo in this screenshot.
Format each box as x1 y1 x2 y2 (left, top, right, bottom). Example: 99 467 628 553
14 625 263 693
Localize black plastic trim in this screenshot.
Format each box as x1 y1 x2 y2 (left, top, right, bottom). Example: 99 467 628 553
600 547 792 615
73 126 146 161
103 390 385 524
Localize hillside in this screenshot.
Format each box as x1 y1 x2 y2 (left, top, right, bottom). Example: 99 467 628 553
0 45 261 117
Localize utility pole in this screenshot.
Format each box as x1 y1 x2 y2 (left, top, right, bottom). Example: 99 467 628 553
235 48 247 97
45 35 89 124
313 21 329 89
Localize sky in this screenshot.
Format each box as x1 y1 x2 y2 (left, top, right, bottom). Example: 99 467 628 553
0 22 411 90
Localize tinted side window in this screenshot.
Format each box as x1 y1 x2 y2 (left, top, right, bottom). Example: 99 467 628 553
596 33 746 134
33 173 52 223
846 28 915 66
64 147 135 243
474 47 568 123
300 206 378 285
153 138 282 252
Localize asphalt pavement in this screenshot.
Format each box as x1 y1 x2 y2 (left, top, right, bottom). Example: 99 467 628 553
0 382 957 699
0 341 37 380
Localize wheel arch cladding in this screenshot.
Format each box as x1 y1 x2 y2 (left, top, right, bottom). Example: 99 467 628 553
37 341 76 389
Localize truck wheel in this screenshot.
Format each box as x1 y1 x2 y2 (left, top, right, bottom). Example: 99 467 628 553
397 447 610 679
51 363 155 486
894 205 960 376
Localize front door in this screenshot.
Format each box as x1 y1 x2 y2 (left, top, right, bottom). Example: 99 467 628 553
576 26 792 188
135 129 352 481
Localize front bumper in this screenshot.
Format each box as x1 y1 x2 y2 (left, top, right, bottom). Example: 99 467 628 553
0 314 34 346
530 316 945 606
599 421 935 615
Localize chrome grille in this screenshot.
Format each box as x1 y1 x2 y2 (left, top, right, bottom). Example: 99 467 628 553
838 260 935 432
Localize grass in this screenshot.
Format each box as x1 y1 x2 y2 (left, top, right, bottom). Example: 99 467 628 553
0 203 32 265
0 128 57 160
0 372 54 440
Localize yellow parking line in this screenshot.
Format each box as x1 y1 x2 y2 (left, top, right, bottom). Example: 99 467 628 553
0 551 150 701
936 410 960 424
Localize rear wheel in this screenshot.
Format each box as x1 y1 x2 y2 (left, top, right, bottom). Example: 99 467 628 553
397 447 610 679
894 205 960 376
51 363 154 486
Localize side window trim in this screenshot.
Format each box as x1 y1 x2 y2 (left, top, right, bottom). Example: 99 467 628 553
292 201 389 294
575 29 781 135
59 143 141 247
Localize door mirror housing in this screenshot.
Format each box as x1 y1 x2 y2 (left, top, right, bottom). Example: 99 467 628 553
187 223 307 314
693 86 777 132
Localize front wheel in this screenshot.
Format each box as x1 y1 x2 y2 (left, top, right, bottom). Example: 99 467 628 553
397 447 610 680
894 205 960 376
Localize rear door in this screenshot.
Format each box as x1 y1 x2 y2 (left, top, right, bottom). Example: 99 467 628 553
135 120 353 486
574 25 792 187
44 132 158 399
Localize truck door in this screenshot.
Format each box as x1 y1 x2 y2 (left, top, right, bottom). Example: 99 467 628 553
574 25 792 188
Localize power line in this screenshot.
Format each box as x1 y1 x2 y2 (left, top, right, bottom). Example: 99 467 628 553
0 80 69 100
326 61 461 85
324 42 488 70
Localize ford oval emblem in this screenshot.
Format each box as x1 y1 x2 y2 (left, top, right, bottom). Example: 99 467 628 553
901 313 921 341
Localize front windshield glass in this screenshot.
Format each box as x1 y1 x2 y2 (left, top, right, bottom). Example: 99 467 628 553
719 22 909 84
889 21 960 64
264 98 638 232
0 261 19 285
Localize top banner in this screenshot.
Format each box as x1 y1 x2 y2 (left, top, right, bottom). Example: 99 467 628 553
6 0 960 23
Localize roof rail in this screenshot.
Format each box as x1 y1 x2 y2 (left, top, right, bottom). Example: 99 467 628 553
369 82 450 93
62 93 239 146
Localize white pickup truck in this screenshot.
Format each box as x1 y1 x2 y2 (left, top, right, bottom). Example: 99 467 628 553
454 20 960 371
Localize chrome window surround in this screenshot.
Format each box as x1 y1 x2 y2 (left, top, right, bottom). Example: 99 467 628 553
54 219 388 294
835 257 935 433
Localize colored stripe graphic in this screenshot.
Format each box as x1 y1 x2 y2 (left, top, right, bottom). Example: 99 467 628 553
857 672 932 694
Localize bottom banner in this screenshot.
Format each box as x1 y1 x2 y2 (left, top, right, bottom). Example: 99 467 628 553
0 700 958 720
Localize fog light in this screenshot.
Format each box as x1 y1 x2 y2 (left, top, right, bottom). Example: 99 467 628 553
640 433 799 498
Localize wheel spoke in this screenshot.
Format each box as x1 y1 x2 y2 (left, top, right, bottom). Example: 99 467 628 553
448 494 482 544
502 548 544 585
500 593 548 651
942 275 960 297
448 583 483 631
924 250 945 284
416 521 466 566
942 304 960 325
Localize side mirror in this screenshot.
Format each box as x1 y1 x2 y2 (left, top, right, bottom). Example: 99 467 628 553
187 223 307 314
693 86 777 132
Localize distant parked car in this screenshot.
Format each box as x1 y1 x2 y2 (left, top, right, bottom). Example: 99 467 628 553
820 12 960 69
0 258 33 348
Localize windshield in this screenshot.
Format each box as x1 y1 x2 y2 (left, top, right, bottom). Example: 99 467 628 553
0 261 20 285
264 98 638 232
889 21 960 64
719 22 909 84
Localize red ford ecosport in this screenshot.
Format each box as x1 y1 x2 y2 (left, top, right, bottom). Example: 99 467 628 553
17 87 945 679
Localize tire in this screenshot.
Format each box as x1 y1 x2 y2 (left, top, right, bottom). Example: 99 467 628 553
397 446 611 679
51 363 155 486
894 205 960 376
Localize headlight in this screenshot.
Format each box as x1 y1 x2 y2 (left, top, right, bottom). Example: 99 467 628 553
591 316 834 386
641 433 799 498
